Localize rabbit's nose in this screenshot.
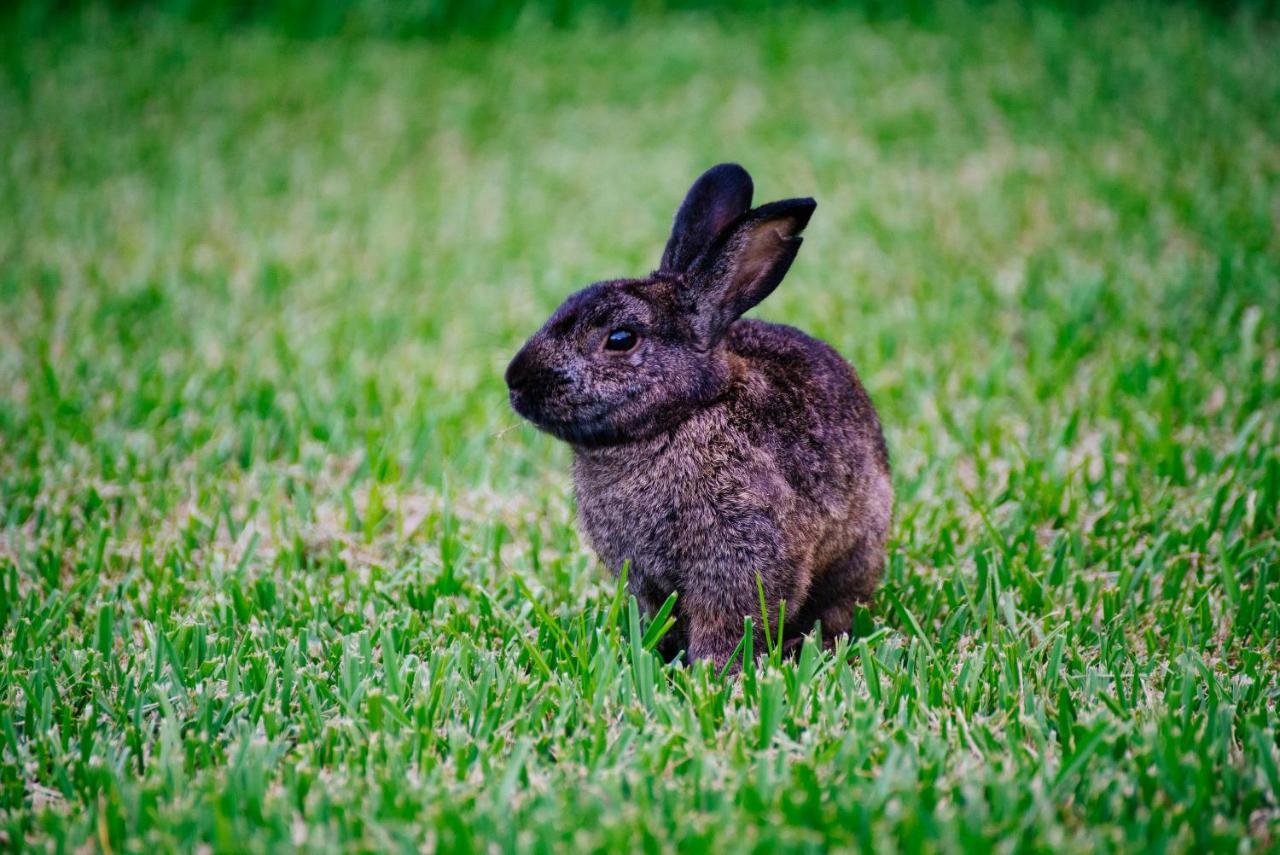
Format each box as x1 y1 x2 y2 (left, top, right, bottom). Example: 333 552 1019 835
505 346 536 392
506 345 561 394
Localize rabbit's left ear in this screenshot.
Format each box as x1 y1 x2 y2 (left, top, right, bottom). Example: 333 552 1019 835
684 198 816 349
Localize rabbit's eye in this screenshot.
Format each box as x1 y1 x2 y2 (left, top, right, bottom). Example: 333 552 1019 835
604 329 638 352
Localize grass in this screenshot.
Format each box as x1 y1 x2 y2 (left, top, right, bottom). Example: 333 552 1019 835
1 2 1279 851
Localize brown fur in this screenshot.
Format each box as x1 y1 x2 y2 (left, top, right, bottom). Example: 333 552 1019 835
506 164 892 668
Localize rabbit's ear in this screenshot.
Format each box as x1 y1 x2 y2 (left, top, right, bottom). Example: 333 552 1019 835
684 198 816 349
659 163 754 274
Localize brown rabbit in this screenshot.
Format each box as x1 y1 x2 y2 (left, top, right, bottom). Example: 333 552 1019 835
505 163 892 668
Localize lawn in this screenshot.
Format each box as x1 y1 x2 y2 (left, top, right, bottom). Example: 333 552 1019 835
2 2 1279 851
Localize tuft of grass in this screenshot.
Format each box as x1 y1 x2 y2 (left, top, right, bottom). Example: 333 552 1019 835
2 3 1279 851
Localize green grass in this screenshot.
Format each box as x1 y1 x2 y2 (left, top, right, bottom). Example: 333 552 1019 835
2 3 1280 851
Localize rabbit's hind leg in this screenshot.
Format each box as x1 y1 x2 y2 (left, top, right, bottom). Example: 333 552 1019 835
789 541 883 648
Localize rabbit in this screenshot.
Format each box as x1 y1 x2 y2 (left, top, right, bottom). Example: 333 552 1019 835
505 163 892 669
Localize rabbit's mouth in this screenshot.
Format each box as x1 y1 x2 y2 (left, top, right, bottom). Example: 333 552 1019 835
551 416 623 447
510 390 625 446
530 410 622 445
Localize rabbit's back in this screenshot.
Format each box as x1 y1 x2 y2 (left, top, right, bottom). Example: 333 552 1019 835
724 318 888 495
724 319 891 575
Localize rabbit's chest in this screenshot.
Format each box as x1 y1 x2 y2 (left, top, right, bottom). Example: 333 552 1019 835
573 461 688 579
572 427 791 591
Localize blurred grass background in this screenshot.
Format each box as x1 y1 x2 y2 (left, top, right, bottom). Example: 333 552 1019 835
1 0 1279 851
7 0 1280 39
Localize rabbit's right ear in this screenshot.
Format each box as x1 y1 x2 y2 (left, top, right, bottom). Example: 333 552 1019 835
659 163 754 274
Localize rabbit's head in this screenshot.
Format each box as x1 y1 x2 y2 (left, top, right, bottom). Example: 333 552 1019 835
505 163 815 446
